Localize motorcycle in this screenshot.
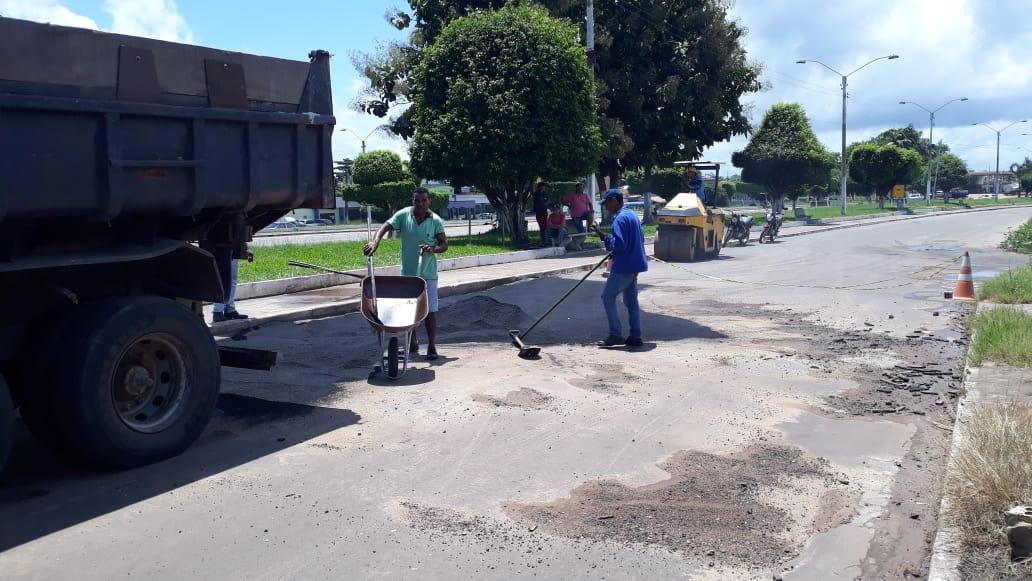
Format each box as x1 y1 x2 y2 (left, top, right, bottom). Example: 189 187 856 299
758 211 783 243
723 212 752 246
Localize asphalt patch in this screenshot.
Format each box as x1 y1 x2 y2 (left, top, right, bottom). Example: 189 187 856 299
504 444 843 568
470 388 555 411
436 296 528 335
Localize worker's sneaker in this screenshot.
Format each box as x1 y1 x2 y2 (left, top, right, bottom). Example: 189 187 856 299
597 335 625 347
625 337 644 347
212 311 227 323
225 309 248 320
426 346 439 361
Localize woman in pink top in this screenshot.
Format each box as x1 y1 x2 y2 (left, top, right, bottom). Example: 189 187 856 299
561 183 594 233
546 203 567 247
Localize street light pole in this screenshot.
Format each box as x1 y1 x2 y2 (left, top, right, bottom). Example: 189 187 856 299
341 127 383 154
973 120 1027 201
899 98 968 205
798 54 899 216
586 0 599 217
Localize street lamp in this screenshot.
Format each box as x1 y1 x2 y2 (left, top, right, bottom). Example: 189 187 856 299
340 127 383 154
899 97 968 204
797 54 900 216
972 120 1027 200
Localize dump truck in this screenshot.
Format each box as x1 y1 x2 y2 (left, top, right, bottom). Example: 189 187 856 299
0 17 335 470
654 192 725 261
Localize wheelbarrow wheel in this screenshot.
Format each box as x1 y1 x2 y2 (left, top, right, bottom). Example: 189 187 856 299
387 337 400 378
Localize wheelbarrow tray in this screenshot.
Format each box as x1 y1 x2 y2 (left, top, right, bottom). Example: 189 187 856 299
361 275 429 333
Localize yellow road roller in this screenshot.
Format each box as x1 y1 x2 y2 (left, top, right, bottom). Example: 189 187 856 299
654 192 725 262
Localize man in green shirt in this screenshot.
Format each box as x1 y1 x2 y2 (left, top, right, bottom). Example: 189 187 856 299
364 187 449 360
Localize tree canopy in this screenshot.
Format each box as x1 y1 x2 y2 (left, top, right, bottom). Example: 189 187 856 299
848 143 923 206
341 150 418 214
409 3 600 242
357 0 761 188
933 152 969 193
731 103 835 210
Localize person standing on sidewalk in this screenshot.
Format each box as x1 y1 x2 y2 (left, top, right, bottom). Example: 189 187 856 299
592 189 647 347
532 182 550 246
364 187 449 360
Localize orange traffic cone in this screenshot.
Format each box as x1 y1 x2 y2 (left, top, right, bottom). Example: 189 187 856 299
953 252 975 300
602 258 612 278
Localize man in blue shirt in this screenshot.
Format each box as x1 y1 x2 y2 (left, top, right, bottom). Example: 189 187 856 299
592 189 648 347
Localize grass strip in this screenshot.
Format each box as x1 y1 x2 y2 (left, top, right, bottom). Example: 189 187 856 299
969 308 1032 367
240 231 513 283
1002 219 1032 254
979 262 1032 304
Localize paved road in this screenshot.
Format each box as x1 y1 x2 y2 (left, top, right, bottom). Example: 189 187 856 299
1 208 1029 580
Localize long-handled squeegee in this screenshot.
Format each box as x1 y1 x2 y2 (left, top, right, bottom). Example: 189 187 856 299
509 252 612 358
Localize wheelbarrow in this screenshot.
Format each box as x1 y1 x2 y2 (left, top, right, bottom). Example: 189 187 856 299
360 255 429 380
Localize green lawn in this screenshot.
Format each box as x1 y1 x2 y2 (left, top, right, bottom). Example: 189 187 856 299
969 308 1032 367
1003 219 1032 254
978 262 1032 304
240 231 513 283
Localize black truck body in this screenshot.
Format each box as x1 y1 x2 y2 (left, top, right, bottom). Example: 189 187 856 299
0 17 335 469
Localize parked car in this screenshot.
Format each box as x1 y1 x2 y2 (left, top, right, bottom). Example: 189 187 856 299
303 218 333 226
266 220 299 230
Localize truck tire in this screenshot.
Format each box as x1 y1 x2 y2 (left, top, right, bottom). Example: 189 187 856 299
47 297 220 468
0 374 13 473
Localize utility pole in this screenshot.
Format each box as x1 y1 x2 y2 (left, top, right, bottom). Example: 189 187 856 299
798 54 899 216
899 98 967 205
973 120 1027 201
586 0 599 217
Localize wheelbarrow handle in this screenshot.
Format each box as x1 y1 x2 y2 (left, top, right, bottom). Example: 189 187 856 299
287 260 364 279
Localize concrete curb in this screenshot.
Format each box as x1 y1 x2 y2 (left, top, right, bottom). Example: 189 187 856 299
213 254 610 335
927 364 978 581
776 203 1032 240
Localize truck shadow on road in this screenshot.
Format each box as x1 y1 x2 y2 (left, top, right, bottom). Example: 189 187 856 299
0 394 360 552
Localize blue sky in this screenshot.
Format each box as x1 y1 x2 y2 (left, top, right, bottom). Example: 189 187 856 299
4 0 1032 174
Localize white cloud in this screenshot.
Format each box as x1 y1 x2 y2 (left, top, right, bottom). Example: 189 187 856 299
0 0 99 29
704 0 1032 174
103 0 194 43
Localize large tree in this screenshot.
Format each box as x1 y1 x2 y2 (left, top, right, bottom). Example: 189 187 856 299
848 143 923 208
409 3 601 243
731 103 835 212
357 0 761 222
933 152 968 194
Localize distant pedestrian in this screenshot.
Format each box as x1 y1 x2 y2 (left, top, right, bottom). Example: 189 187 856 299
364 187 449 360
592 189 647 347
546 203 567 247
562 183 594 234
532 182 550 246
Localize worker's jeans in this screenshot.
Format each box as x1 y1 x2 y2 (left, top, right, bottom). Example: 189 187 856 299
602 271 641 339
214 260 238 313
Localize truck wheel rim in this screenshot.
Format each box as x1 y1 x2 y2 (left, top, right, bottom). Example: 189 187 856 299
112 334 189 434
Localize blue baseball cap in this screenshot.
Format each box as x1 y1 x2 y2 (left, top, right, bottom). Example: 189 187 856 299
602 189 623 202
